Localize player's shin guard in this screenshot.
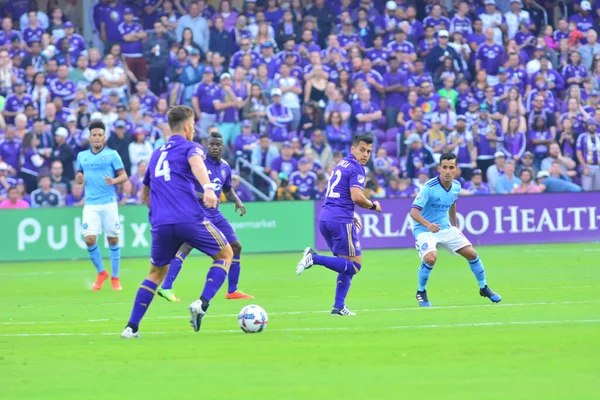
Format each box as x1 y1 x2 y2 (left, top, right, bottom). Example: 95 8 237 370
228 257 241 293
418 262 433 291
334 274 353 309
109 244 120 278
200 260 229 301
162 251 186 290
127 279 158 332
87 245 105 273
468 257 487 289
313 253 361 275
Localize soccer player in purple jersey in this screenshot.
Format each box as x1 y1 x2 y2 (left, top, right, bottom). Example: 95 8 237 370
121 106 233 339
157 129 253 303
296 134 382 316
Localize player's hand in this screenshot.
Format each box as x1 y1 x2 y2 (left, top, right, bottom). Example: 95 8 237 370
354 216 362 232
373 201 382 212
427 223 441 233
76 172 84 184
105 176 114 185
203 189 218 208
235 201 246 216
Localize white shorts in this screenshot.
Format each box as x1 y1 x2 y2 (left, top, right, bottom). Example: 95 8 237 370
415 227 472 259
82 203 121 237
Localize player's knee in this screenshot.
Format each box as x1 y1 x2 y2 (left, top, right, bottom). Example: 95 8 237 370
215 245 233 264
230 241 242 256
423 253 437 266
107 236 119 246
461 246 478 261
148 266 168 284
350 261 362 274
84 236 97 247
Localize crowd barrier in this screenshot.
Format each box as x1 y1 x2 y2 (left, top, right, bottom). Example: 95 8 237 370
1 193 598 262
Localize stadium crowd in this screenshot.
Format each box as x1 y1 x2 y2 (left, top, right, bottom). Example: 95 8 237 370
0 0 598 209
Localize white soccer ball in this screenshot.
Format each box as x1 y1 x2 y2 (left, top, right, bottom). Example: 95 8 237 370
238 304 268 333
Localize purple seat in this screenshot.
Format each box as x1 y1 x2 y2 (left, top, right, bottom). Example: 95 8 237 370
374 129 386 144
380 141 398 158
386 127 399 143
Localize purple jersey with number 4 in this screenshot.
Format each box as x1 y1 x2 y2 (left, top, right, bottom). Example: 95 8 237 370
144 135 227 265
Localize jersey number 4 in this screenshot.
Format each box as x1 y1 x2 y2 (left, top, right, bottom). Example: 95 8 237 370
155 151 171 181
326 170 342 198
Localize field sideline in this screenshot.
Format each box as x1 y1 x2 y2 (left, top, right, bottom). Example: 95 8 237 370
1 244 599 399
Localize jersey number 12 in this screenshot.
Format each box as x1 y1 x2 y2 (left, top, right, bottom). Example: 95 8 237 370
326 170 342 198
155 151 171 181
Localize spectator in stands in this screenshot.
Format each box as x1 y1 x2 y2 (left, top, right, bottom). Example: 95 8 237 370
119 179 141 205
232 174 254 202
405 133 435 183
51 127 75 181
487 151 506 193
516 151 539 178
65 182 84 206
276 172 299 200
49 159 71 199
536 170 583 193
289 157 317 201
107 119 133 174
576 118 600 191
512 168 541 194
19 132 45 193
495 160 521 194
0 124 21 175
251 134 279 175
243 83 268 135
0 186 29 209
275 63 302 131
128 127 153 176
31 175 61 207
266 87 293 146
144 21 176 96
176 1 210 54
210 16 235 62
119 8 147 84
304 129 333 170
463 169 491 195
541 143 577 178
270 141 297 184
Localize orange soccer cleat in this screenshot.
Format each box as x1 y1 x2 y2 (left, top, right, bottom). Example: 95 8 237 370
111 277 123 291
92 271 109 291
226 290 254 300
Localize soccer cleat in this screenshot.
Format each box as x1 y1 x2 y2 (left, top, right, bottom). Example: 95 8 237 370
296 247 315 275
480 285 502 303
157 287 181 302
416 290 431 307
120 327 140 339
91 270 109 291
189 299 207 332
226 290 254 300
331 306 356 316
111 277 122 291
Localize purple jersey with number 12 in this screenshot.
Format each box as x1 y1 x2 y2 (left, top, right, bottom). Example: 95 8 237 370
144 135 206 226
319 154 366 223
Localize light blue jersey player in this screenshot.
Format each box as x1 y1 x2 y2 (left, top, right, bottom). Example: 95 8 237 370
76 120 128 291
409 152 501 307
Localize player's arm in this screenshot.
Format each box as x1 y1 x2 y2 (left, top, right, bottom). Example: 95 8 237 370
449 202 457 227
223 187 246 216
350 187 381 212
105 168 128 186
142 185 150 207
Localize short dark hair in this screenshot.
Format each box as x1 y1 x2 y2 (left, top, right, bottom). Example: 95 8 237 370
352 133 373 146
208 131 223 140
259 133 270 140
440 152 458 164
88 120 106 132
167 105 194 132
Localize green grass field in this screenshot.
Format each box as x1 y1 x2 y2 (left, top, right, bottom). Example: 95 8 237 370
1 243 599 399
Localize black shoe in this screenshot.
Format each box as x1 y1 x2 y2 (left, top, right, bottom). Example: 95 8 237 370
479 285 502 303
416 290 431 307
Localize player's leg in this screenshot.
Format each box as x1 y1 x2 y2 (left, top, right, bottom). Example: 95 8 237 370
297 222 362 276
82 205 108 291
157 242 193 302
103 202 123 290
183 220 233 332
455 244 502 303
415 233 439 307
122 225 182 338
213 216 253 299
331 253 362 316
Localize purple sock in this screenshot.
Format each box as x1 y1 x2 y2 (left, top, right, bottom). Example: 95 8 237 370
312 253 361 275
228 257 241 293
162 252 186 290
127 279 158 330
200 260 228 301
334 274 353 309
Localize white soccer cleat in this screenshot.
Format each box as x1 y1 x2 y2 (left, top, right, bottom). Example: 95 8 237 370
331 307 356 316
120 327 141 339
189 299 207 332
296 247 315 275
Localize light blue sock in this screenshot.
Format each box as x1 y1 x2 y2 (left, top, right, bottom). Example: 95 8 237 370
468 257 487 288
109 244 121 278
87 245 105 273
418 262 433 291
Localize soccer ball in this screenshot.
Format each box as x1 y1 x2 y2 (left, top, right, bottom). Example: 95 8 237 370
238 304 268 333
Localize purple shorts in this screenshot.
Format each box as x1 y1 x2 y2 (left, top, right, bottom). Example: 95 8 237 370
206 211 238 244
150 221 228 266
319 220 362 257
